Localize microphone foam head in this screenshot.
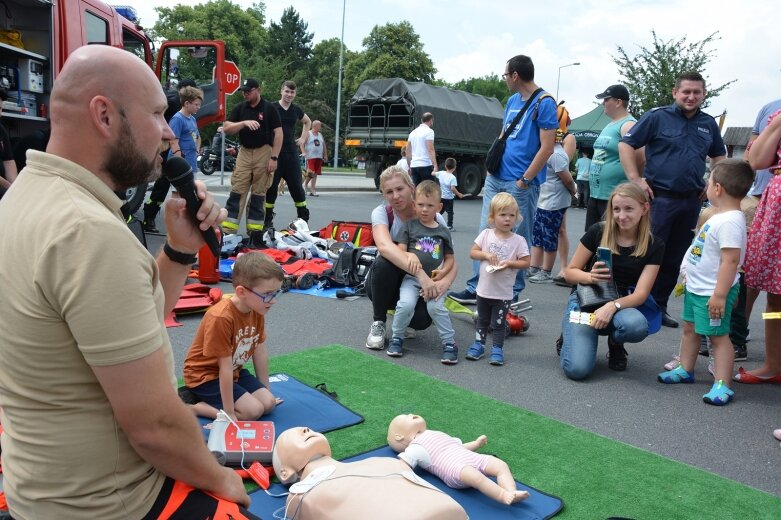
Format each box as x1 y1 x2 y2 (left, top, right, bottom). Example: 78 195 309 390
163 156 193 186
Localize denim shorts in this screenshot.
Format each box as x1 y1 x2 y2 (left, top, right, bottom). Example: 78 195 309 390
188 368 264 409
682 284 739 336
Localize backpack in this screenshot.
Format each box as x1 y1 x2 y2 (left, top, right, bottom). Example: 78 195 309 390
328 243 378 291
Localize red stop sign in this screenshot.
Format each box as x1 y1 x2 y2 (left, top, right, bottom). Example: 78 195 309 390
223 60 241 95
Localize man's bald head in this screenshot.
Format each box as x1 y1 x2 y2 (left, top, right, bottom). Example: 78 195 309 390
47 46 172 190
50 45 161 125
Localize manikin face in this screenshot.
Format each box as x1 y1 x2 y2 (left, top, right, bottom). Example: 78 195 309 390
672 80 706 116
275 427 331 476
390 414 427 438
610 194 648 233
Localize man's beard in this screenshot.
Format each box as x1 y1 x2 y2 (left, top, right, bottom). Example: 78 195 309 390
104 109 160 191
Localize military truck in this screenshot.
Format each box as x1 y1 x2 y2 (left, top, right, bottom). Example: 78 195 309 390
345 78 503 196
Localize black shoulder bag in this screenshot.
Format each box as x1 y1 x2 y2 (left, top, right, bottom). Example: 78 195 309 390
485 87 544 173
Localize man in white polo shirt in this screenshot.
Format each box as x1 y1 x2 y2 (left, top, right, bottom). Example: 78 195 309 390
406 112 437 185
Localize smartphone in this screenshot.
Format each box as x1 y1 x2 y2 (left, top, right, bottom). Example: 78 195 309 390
597 247 613 272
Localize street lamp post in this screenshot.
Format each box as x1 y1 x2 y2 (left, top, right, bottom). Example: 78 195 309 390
332 0 346 171
556 62 581 100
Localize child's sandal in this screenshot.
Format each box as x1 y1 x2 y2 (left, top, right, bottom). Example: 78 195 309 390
702 380 734 406
657 365 695 384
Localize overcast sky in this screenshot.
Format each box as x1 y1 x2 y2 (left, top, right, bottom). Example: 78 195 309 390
132 0 778 127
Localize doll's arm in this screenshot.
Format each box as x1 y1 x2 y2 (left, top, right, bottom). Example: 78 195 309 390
462 435 487 451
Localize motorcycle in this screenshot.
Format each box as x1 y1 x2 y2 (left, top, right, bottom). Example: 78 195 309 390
197 131 239 175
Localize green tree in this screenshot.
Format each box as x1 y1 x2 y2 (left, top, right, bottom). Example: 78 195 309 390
152 0 266 68
344 21 436 94
450 74 509 103
612 30 736 117
263 6 314 82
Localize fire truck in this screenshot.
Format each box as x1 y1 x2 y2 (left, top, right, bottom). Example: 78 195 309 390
0 1 229 212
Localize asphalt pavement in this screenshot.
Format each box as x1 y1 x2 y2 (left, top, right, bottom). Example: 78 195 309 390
155 179 780 498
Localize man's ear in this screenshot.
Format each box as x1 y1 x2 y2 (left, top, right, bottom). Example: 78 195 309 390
88 95 115 138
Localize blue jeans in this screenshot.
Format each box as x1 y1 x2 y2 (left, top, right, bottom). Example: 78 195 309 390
392 275 455 345
466 175 540 295
560 292 649 380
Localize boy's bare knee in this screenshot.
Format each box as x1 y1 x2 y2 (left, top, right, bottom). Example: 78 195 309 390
235 395 265 420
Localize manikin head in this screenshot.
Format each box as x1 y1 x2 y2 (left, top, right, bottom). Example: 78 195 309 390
272 427 332 484
387 414 427 452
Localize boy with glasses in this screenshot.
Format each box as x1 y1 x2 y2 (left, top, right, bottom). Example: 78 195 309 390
183 252 284 420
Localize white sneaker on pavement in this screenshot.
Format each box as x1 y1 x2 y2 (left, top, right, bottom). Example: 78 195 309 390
366 321 386 350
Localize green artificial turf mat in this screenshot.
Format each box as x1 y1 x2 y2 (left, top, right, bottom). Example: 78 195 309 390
267 344 780 519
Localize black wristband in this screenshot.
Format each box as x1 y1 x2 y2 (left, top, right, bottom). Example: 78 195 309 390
163 243 197 265
270 156 278 161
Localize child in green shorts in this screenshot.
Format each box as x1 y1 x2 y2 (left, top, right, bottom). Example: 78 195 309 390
657 159 755 405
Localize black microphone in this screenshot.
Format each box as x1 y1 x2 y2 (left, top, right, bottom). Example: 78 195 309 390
163 156 220 258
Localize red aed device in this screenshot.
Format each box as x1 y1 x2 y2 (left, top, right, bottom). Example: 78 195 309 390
207 418 275 466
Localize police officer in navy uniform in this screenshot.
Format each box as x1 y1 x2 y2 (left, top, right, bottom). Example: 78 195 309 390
618 71 726 328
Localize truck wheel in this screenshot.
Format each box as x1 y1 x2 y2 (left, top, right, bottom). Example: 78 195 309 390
121 183 147 217
458 163 482 197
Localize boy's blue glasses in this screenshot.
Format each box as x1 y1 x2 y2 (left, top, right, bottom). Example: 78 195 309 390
246 287 282 303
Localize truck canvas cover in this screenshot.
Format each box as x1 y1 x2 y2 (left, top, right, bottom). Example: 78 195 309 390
350 78 503 146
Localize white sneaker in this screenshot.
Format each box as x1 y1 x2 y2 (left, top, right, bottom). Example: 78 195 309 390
404 327 417 339
366 321 386 350
529 271 553 283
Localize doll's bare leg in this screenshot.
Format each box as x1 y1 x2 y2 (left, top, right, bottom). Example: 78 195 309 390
462 435 488 451
460 463 529 505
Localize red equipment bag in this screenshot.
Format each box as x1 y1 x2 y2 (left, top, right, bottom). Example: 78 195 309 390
319 221 374 247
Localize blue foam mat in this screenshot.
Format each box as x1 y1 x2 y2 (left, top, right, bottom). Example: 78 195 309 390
197 373 363 440
247 446 563 519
